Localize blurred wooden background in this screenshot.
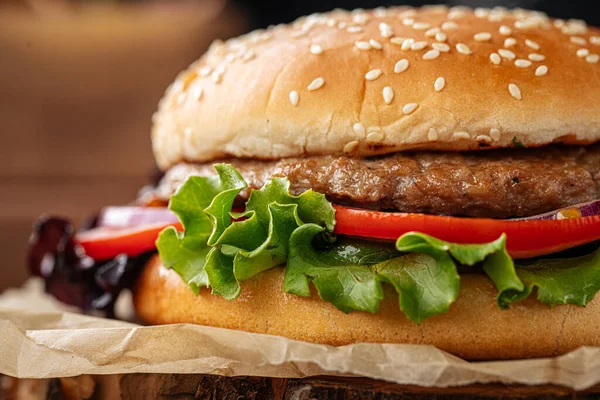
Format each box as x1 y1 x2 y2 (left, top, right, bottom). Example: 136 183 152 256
0 1 247 290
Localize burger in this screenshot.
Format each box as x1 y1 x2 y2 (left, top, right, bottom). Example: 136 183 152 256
28 5 600 361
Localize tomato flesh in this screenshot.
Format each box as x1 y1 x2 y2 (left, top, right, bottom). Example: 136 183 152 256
76 205 600 261
333 205 600 259
77 222 181 260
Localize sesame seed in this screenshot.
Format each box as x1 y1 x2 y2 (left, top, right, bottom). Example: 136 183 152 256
399 9 416 18
383 86 394 104
289 90 299 106
367 131 384 142
215 64 226 74
259 31 273 41
499 25 512 35
200 66 212 77
374 7 388 17
411 41 428 51
490 128 501 141
379 22 392 32
365 69 382 81
474 32 492 42
509 83 522 100
434 77 445 92
528 53 545 61
394 59 410 73
380 29 393 39
525 39 541 50
428 128 439 141
211 71 223 83
474 8 489 18
307 77 324 91
402 18 415 26
515 59 533 68
310 44 323 55
456 43 472 55
403 103 419 115
413 22 431 30
490 52 501 65
347 26 363 33
423 49 441 60
571 36 587 46
401 38 415 51
498 49 516 60
435 32 448 42
176 92 187 105
369 39 383 50
554 19 565 28
514 19 536 30
353 122 365 136
432 43 450 52
343 140 360 153
488 13 504 22
504 38 517 47
591 36 600 46
378 22 393 38
355 41 371 50
425 27 441 37
352 13 368 25
190 85 203 101
337 21 347 29
562 22 588 35
577 48 590 57
441 21 458 31
390 37 407 45
586 54 600 64
241 50 256 61
326 18 336 27
535 65 548 76
476 135 493 143
453 132 471 140
448 10 465 20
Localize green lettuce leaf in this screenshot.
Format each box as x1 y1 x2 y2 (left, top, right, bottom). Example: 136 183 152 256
155 164 246 294
374 253 459 324
395 232 524 310
204 247 239 299
285 231 525 323
284 224 397 313
501 248 600 307
157 164 335 298
245 177 335 230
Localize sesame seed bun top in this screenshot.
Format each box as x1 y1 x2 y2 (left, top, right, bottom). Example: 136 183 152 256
152 5 600 170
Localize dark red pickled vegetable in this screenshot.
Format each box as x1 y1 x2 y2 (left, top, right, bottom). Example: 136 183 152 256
27 215 151 317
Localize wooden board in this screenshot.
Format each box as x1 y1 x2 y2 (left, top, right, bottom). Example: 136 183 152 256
3 374 600 400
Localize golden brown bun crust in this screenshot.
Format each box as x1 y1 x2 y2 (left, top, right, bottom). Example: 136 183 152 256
152 6 600 169
133 255 600 360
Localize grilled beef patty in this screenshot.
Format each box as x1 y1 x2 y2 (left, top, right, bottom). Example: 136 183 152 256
145 144 600 219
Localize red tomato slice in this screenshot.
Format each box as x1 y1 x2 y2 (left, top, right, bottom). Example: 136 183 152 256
333 205 600 259
77 222 182 260
77 205 600 261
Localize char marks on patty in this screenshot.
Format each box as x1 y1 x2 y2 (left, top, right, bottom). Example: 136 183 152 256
145 144 600 219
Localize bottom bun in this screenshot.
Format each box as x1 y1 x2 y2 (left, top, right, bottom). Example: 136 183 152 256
133 255 600 360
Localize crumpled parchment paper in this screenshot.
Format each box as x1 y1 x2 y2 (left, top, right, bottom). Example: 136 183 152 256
1 279 599 390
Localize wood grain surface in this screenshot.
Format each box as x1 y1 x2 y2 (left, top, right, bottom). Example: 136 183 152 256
0 3 248 290
3 374 600 400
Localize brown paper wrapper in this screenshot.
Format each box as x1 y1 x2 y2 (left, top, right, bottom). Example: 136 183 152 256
1 279 599 390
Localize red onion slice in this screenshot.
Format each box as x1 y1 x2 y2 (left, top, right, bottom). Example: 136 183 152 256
510 200 600 221
97 206 179 229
